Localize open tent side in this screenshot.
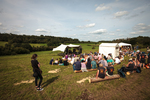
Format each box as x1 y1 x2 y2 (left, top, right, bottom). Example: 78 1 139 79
99 43 119 59
119 42 132 50
52 44 82 54
52 44 68 52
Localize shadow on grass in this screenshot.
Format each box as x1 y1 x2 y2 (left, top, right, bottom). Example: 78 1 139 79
42 76 59 88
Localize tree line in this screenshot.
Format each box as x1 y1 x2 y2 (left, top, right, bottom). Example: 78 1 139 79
0 33 150 56
0 33 80 55
111 36 150 48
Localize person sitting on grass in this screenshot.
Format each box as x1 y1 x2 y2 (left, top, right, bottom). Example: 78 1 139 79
96 64 106 79
49 58 54 65
106 62 114 76
107 56 114 65
53 58 59 65
140 52 146 68
73 59 81 71
148 50 150 67
81 60 88 72
86 58 91 69
63 58 68 66
98 58 108 68
58 58 64 66
115 56 121 64
91 58 97 69
124 58 135 73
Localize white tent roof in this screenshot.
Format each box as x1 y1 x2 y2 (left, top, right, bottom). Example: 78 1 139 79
100 43 119 47
118 42 132 47
52 44 81 52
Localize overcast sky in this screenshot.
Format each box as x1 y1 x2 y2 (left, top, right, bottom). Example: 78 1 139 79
0 0 150 41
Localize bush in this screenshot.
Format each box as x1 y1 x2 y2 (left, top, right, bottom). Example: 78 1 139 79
92 46 95 49
14 47 30 54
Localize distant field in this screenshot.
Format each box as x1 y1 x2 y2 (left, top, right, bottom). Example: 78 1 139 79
0 41 47 47
30 43 47 47
0 41 8 47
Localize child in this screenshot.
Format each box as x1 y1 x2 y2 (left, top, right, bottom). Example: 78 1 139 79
106 62 114 76
96 64 106 79
81 60 88 72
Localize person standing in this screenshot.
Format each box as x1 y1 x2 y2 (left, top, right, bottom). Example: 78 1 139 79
31 54 43 91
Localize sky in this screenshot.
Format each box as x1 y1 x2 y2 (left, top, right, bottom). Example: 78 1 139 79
0 0 150 42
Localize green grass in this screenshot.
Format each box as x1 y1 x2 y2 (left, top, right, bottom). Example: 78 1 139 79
0 43 150 100
30 43 47 47
0 41 8 47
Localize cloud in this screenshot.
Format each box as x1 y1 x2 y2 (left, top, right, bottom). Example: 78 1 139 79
133 23 150 31
95 4 111 11
35 28 47 32
0 23 2 26
130 31 145 35
116 29 120 32
85 23 95 28
114 11 129 18
126 14 139 19
77 23 95 28
89 29 107 34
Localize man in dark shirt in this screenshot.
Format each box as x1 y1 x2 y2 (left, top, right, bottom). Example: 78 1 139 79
107 66 114 75
73 59 81 70
96 64 105 78
49 58 54 65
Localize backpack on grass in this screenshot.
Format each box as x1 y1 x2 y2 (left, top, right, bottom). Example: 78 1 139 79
136 67 141 73
118 67 126 78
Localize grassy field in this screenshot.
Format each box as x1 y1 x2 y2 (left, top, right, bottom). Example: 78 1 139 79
30 43 47 47
0 41 8 47
0 43 150 100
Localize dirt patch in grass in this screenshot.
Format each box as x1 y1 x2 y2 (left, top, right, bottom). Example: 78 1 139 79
76 89 94 100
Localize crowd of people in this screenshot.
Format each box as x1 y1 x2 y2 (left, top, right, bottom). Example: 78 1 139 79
49 48 150 78
31 47 150 91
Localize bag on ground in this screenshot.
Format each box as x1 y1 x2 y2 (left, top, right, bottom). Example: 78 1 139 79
118 68 126 78
136 67 141 73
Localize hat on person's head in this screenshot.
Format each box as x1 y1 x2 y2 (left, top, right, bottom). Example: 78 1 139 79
137 50 140 52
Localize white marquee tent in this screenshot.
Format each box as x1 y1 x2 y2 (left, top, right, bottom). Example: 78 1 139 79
118 42 132 49
52 44 81 52
99 43 119 59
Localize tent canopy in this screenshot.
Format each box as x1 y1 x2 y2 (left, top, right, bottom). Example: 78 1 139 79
52 44 81 52
99 43 119 59
118 42 132 47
